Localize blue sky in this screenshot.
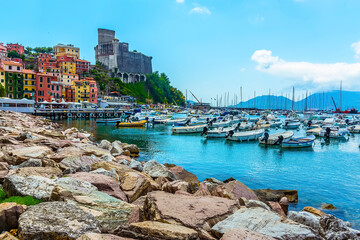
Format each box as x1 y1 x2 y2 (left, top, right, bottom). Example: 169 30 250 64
1 0 360 103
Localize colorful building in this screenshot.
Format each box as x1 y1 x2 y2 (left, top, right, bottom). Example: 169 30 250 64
36 73 58 102
6 43 25 55
1 60 23 99
53 44 79 59
0 43 7 59
0 67 5 88
38 53 57 71
70 77 97 103
76 59 90 75
23 69 36 99
57 55 76 74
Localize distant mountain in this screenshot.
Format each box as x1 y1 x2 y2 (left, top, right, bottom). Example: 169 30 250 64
232 90 360 110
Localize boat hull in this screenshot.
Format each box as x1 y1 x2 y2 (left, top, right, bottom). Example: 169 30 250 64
227 129 265 142
172 124 207 134
281 135 315 148
116 120 147 127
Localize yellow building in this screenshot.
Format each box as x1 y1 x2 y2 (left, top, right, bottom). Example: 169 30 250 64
23 69 36 99
58 61 76 74
0 67 5 88
70 77 97 103
53 44 79 59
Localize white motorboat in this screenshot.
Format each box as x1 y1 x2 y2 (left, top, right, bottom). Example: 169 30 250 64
281 135 315 148
319 126 349 138
226 129 265 142
283 119 301 129
258 131 294 145
171 124 207 134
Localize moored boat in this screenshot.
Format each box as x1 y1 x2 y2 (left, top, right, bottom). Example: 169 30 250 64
116 120 147 127
226 129 265 142
281 135 315 148
171 124 207 134
96 118 123 123
283 119 301 129
258 131 294 145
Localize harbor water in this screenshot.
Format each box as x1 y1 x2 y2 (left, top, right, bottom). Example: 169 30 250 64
60 118 360 228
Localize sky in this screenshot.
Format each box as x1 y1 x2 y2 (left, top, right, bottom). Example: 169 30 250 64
1 0 360 103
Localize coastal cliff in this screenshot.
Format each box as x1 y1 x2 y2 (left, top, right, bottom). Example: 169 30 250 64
0 110 358 240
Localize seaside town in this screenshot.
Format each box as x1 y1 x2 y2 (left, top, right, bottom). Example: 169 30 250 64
1 1 360 240
0 42 98 104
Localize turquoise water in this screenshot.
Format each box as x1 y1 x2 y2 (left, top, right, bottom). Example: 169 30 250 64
60 119 360 228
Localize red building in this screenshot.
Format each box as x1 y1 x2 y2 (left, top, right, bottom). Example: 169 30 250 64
6 43 25 55
88 78 98 104
35 73 63 102
38 53 57 71
76 59 90 75
64 85 75 102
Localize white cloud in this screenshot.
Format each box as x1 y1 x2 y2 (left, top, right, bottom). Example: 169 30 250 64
189 6 211 15
251 49 360 90
351 41 360 60
176 0 184 3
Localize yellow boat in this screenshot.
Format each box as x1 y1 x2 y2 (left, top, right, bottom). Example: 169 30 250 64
116 120 147 127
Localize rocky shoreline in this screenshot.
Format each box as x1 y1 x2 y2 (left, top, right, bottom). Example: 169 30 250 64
0 110 359 240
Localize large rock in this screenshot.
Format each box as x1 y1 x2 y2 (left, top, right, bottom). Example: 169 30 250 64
144 191 240 237
167 165 199 184
68 172 127 202
129 160 143 172
212 207 320 240
60 155 101 173
98 139 112 150
162 180 189 194
79 144 111 157
77 233 133 240
111 141 124 156
246 200 271 211
91 161 136 178
9 158 42 169
117 221 199 240
6 167 62 178
267 201 286 218
0 202 27 231
143 160 177 181
220 228 276 240
194 182 212 197
287 211 323 236
0 162 9 180
50 177 141 232
121 171 159 203
91 168 119 181
50 146 88 162
6 146 53 165
253 189 298 203
320 214 360 239
212 180 258 201
122 144 139 156
18 202 100 240
3 175 56 200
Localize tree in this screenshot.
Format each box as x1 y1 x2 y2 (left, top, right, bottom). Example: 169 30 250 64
20 54 25 61
25 47 33 55
8 51 20 59
0 84 5 97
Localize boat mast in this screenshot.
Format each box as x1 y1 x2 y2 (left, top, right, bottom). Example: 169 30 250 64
305 90 308 111
254 91 256 109
292 87 295 111
268 89 271 110
240 87 243 111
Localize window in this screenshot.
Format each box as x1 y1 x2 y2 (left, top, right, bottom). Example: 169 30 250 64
51 85 54 91
8 66 12 70
47 78 50 83
47 85 50 89
17 67 20 71
40 77 43 82
1 72 3 75
56 85 59 91
18 87 21 92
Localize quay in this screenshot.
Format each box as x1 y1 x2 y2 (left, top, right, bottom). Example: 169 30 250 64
33 109 129 120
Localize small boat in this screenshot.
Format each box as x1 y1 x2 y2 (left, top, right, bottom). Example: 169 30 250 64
306 127 322 136
281 135 315 148
319 126 349 138
172 124 207 134
226 129 265 142
258 131 294 145
203 124 239 138
348 125 360 133
283 119 301 129
96 118 123 123
116 120 147 127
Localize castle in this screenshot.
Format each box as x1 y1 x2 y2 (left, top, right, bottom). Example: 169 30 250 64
94 28 152 83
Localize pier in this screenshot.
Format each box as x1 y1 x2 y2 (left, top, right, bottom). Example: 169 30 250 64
33 109 128 120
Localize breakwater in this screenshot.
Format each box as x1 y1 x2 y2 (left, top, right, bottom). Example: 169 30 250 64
0 111 359 239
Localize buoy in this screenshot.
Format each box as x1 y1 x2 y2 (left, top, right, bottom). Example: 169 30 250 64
67 112 72 118
98 113 104 118
90 113 95 118
77 113 82 118
114 113 119 117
